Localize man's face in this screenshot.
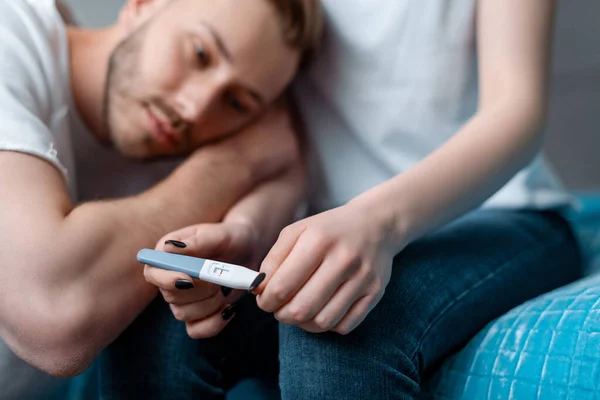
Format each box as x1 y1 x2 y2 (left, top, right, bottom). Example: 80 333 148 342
104 0 299 159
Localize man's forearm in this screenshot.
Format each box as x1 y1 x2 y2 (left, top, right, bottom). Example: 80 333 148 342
60 149 260 317
0 146 271 376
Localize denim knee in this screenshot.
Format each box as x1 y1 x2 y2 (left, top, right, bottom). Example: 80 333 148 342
278 322 421 400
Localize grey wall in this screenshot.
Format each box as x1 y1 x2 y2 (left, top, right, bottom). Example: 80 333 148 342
63 0 122 27
545 0 600 190
64 0 600 190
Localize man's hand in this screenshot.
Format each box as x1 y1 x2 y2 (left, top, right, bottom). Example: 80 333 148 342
256 198 397 335
183 106 300 187
143 222 259 339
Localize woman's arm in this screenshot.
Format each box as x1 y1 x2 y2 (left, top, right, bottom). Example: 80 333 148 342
255 0 558 335
355 0 556 249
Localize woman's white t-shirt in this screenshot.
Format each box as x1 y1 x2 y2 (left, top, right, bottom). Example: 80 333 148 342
294 0 573 212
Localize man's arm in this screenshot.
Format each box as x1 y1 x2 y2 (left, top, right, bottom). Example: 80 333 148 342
0 109 295 377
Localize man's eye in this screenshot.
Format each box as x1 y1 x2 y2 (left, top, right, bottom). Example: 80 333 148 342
227 95 249 114
194 44 210 67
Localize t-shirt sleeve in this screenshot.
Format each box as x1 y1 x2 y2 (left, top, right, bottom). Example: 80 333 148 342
0 16 68 179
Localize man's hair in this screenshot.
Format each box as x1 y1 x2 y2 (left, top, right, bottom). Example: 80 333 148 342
266 0 324 67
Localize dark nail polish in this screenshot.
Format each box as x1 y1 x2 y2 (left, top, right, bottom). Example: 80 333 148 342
249 273 266 292
221 286 232 298
175 280 194 290
221 304 237 321
165 240 187 249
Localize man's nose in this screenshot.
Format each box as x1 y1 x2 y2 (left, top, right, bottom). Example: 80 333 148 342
172 75 227 123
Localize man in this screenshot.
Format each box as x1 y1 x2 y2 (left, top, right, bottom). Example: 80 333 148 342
0 0 321 384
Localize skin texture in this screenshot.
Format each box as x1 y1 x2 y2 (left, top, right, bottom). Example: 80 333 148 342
255 0 556 336
0 0 302 377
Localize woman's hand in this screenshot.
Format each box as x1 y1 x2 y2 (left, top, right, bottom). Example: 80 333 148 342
256 199 398 335
143 222 259 338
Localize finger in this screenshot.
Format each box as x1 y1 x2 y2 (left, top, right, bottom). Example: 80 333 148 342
156 224 204 250
158 282 220 305
185 305 236 339
169 291 226 322
257 230 328 313
274 249 359 324
254 224 304 294
161 224 228 259
298 278 364 333
143 265 199 291
332 295 380 335
144 264 218 295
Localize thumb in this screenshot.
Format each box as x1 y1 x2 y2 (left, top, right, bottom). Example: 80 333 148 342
254 223 303 295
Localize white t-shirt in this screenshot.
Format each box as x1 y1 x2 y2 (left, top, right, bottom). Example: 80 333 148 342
0 0 179 203
294 0 573 212
0 0 74 195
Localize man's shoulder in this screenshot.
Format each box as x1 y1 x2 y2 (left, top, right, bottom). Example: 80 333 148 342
0 0 65 68
0 0 65 53
0 0 74 196
0 0 60 35
0 0 69 113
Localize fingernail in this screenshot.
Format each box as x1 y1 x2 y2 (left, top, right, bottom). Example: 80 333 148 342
175 280 194 290
165 240 187 248
221 286 232 298
221 304 237 321
249 273 266 292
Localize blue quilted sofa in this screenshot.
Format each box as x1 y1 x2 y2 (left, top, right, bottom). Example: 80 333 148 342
427 194 600 399
53 195 600 400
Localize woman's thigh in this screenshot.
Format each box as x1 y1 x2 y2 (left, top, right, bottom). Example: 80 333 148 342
279 209 582 400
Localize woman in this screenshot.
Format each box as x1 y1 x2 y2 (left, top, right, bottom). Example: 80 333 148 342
147 1 581 398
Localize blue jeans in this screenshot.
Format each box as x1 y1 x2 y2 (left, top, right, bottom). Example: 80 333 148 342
96 291 280 399
96 209 581 399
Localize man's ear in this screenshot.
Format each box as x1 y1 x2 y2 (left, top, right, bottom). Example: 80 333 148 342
119 0 168 33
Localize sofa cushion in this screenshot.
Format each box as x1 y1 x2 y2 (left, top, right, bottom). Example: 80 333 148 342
427 273 600 399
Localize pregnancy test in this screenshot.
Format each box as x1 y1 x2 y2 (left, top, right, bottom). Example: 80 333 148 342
137 249 265 291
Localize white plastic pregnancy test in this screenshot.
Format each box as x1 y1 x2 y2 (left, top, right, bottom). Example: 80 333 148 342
137 249 266 291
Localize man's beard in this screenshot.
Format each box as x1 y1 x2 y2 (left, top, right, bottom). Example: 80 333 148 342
101 21 151 157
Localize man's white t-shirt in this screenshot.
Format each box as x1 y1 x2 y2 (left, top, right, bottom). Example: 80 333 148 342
294 0 573 213
0 0 75 194
0 0 179 203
